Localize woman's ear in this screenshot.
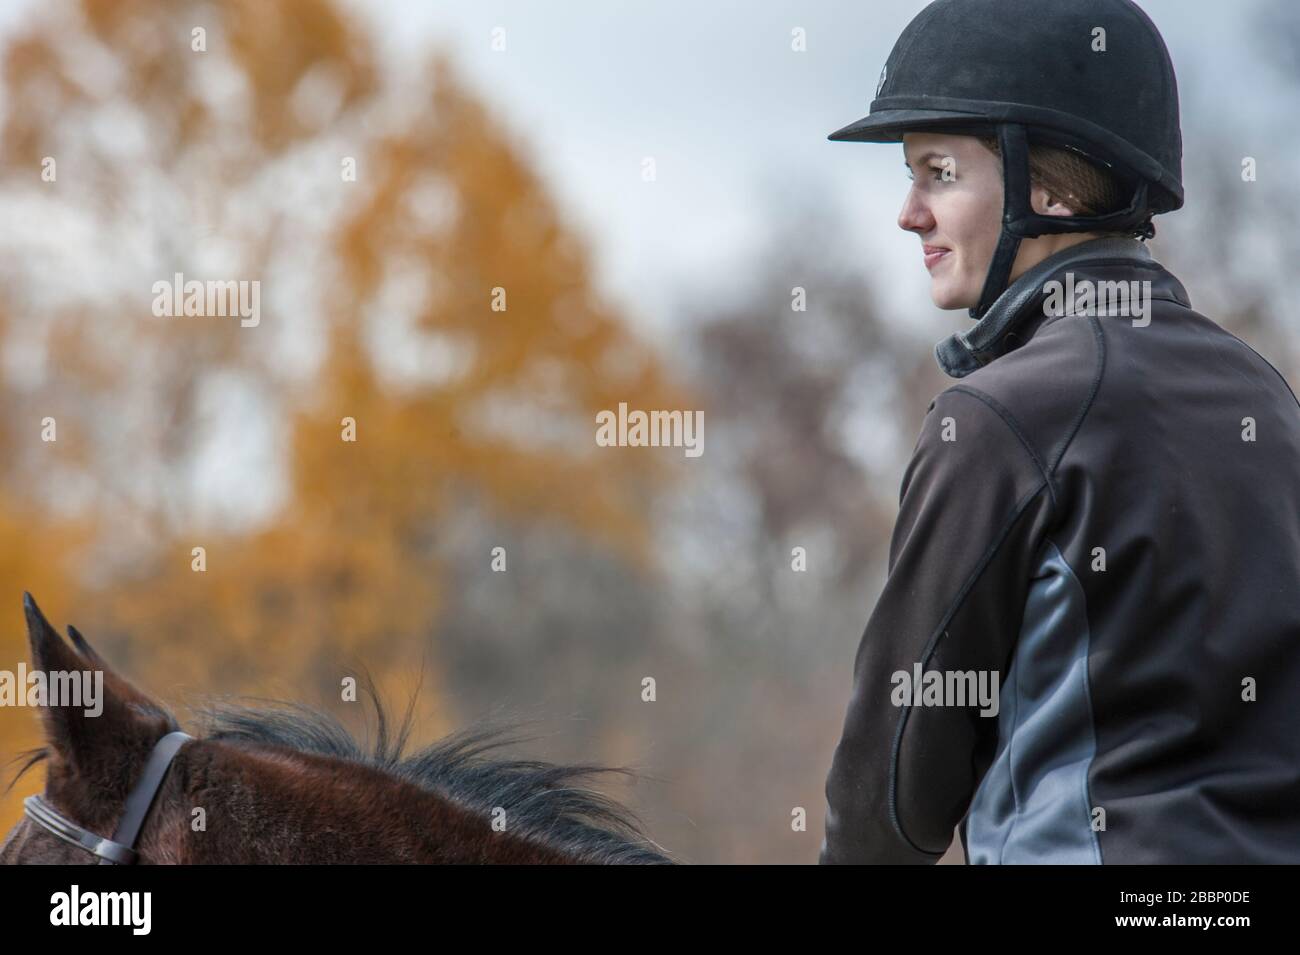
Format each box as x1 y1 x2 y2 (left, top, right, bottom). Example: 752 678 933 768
1030 183 1077 217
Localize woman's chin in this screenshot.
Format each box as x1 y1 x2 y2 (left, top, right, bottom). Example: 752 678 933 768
929 282 975 311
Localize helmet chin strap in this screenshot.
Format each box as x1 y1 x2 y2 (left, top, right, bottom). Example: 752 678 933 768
970 123 1030 320
969 123 1152 320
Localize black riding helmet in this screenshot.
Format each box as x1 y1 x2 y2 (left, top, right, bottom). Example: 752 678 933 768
828 0 1183 319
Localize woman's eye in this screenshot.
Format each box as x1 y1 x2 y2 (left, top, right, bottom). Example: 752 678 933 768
906 165 948 182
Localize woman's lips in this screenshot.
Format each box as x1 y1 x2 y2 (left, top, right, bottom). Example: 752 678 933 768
923 246 951 270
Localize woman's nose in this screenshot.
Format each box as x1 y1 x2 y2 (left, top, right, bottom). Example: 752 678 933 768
897 186 934 234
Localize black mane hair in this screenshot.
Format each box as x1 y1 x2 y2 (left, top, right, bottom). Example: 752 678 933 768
198 671 675 864
6 673 674 864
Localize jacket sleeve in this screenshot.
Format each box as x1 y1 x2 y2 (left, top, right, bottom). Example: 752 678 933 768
819 386 1054 864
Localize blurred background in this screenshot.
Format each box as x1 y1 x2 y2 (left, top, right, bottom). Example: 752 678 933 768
0 0 1296 864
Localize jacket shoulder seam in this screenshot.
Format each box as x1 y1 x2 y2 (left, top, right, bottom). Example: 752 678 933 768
1038 314 1108 479
944 385 1058 512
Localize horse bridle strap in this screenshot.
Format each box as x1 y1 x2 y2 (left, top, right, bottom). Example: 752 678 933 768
23 729 193 865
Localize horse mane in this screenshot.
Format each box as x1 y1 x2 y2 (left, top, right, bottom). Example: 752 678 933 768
6 674 674 865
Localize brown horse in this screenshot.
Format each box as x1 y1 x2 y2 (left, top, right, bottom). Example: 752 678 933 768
1 594 672 863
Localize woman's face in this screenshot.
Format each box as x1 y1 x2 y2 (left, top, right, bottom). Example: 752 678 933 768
899 131 1086 310
898 132 1003 309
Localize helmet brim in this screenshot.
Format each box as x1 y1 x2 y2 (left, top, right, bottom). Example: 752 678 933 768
827 108 996 142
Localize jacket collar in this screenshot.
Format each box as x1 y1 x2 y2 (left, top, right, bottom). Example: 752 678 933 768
934 236 1189 379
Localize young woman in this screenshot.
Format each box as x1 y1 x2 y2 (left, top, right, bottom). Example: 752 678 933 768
898 131 1131 310
819 0 1300 864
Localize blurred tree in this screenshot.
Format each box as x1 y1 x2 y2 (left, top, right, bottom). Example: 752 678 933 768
0 0 686 833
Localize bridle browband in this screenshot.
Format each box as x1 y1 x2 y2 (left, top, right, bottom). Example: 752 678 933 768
23 729 193 865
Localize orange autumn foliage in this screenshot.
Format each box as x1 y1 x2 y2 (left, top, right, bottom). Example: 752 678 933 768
0 0 689 835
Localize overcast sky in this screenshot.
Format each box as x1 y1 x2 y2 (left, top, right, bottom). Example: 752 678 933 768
0 0 1286 345
337 0 1289 346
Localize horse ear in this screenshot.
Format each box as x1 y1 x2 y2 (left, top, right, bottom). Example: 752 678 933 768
66 623 109 670
23 592 172 779
24 592 84 677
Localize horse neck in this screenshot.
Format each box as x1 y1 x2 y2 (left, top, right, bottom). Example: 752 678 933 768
170 740 579 864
